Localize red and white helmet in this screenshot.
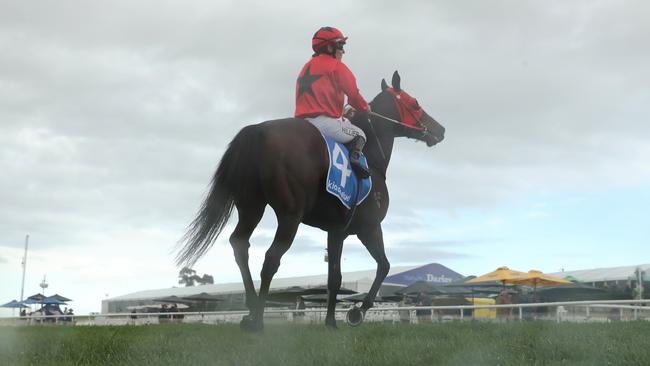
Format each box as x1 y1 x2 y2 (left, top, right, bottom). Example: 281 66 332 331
312 26 347 53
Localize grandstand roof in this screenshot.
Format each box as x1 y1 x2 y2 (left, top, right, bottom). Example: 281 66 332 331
551 263 650 283
107 265 420 302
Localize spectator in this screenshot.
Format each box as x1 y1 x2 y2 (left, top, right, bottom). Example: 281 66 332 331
294 296 306 322
415 292 432 323
398 295 411 324
159 304 169 322
496 289 513 321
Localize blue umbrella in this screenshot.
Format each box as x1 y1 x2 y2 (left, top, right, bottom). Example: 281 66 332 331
41 295 67 305
50 294 73 302
1 300 29 308
26 293 46 303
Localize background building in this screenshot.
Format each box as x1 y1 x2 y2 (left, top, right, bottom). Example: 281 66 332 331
552 263 649 299
102 262 464 313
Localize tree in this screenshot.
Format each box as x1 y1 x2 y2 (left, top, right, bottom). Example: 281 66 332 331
178 267 198 287
178 267 214 287
199 274 214 285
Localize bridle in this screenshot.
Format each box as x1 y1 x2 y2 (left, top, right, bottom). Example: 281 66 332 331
361 91 434 164
343 92 430 230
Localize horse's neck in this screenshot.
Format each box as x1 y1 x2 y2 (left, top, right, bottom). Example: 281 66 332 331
365 123 394 177
365 92 399 177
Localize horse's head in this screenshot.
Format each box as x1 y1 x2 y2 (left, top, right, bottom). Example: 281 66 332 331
372 71 445 147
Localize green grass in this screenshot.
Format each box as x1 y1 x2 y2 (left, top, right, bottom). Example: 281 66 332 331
1 321 649 365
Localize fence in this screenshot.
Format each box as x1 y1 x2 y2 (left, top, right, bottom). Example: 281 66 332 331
1 299 649 327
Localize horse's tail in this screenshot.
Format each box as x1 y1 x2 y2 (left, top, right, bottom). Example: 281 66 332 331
176 125 263 267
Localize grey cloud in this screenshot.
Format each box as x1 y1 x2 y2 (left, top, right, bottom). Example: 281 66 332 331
337 239 471 265
385 239 473 264
1 0 649 256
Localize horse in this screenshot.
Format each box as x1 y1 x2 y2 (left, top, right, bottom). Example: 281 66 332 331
177 71 445 331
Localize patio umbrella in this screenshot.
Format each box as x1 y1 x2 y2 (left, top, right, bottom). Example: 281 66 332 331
443 277 503 296
41 295 67 305
182 292 223 302
268 285 357 303
127 303 189 310
537 283 609 302
302 285 357 295
511 270 572 289
396 281 445 295
50 294 73 302
267 286 310 303
1 300 29 308
25 293 46 302
182 292 223 311
341 292 395 303
377 284 407 301
466 266 528 288
563 275 579 283
301 294 342 304
152 295 193 304
509 270 573 308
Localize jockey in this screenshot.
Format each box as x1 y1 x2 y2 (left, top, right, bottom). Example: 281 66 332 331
295 26 371 178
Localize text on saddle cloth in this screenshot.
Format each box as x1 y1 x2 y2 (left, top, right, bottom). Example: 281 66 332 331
321 134 372 209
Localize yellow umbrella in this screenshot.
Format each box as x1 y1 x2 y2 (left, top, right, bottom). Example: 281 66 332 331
510 270 573 288
466 266 528 286
510 270 573 305
466 267 526 319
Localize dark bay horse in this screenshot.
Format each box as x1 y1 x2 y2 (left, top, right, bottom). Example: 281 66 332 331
177 71 445 330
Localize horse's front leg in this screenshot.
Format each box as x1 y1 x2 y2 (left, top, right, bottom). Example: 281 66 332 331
325 231 346 328
357 225 390 313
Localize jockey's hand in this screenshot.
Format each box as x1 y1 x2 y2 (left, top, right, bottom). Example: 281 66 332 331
343 106 356 120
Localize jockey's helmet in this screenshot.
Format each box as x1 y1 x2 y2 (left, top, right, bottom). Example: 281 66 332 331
312 27 347 54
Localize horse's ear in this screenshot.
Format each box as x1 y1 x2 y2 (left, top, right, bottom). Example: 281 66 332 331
392 71 401 91
381 78 389 91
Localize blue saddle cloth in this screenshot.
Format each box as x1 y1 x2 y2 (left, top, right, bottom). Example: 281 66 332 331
321 135 372 209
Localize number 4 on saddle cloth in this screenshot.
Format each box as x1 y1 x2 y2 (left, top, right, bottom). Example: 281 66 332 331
321 134 372 209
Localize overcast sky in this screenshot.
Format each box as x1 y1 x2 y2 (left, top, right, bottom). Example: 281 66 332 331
1 0 649 315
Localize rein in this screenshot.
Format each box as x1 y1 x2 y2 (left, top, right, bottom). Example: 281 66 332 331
366 113 387 162
366 109 428 165
369 111 424 131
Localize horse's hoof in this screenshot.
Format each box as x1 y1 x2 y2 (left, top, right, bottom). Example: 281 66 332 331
240 316 263 332
346 307 364 327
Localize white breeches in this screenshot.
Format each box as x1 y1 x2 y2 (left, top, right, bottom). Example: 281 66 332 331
305 115 366 144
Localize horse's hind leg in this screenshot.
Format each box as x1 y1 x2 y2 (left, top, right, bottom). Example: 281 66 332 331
229 202 265 330
253 212 301 328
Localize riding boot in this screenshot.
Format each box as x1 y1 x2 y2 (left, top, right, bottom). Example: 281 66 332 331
346 136 370 179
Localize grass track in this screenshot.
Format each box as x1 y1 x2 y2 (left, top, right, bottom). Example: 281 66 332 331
1 321 649 365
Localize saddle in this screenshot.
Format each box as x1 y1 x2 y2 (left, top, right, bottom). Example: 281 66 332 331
320 134 371 209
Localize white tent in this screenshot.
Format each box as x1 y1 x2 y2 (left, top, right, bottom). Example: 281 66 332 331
551 263 650 283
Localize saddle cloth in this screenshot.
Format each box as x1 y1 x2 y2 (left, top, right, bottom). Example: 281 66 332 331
320 134 372 209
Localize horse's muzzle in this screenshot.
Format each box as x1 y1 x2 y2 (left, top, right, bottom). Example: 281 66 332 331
426 133 444 147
